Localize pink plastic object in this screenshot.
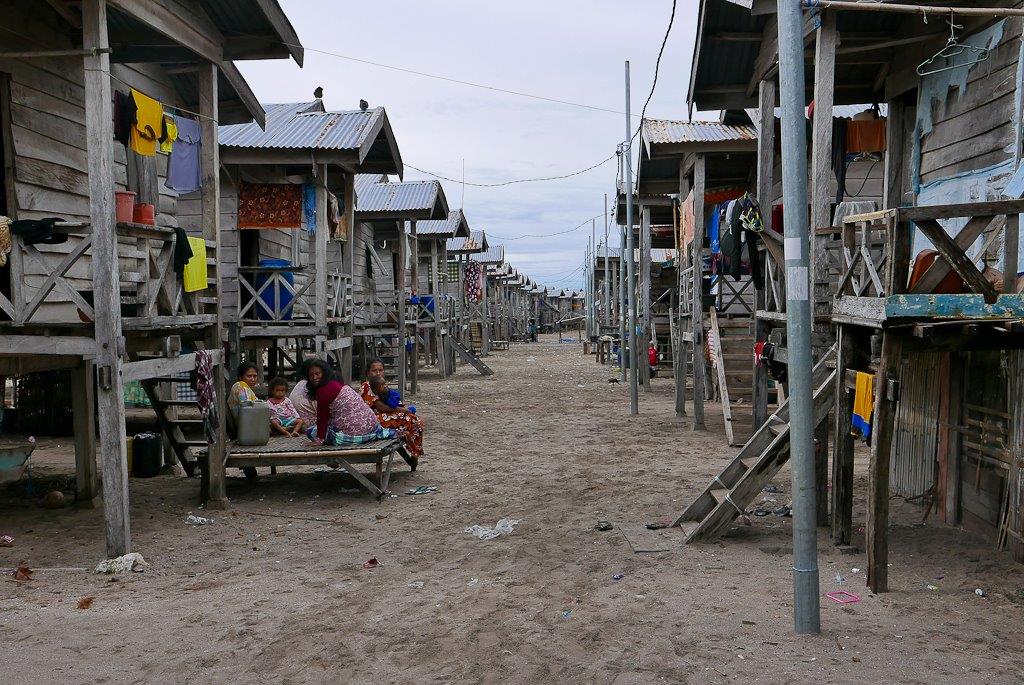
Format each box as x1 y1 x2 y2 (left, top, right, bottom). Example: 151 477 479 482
115 190 136 223
825 590 861 604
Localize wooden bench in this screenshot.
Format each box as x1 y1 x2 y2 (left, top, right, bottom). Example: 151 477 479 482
224 436 408 500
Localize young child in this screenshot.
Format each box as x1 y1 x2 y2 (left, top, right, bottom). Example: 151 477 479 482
369 375 403 410
267 377 306 437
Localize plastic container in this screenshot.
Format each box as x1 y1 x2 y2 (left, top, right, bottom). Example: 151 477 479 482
419 295 435 313
236 402 271 446
132 202 155 225
115 190 136 223
255 258 294 321
132 432 162 478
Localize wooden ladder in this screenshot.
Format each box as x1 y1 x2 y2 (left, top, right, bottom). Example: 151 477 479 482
448 337 494 376
672 346 837 543
708 309 756 446
370 335 402 383
140 377 206 477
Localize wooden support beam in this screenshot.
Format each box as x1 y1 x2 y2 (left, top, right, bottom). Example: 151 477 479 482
640 204 651 391
867 331 902 593
914 219 999 303
675 166 689 419
909 214 992 293
315 165 329 330
883 99 905 209
1003 214 1019 294
397 221 407 393
198 62 227 508
692 155 707 430
84 0 131 558
71 360 98 507
831 327 855 545
754 78 776 431
107 0 222 65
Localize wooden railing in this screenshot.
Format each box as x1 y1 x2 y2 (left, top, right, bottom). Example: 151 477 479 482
328 271 351 321
237 265 315 322
3 221 209 325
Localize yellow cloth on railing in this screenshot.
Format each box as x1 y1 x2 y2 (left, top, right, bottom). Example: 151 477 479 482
183 237 207 292
851 371 874 440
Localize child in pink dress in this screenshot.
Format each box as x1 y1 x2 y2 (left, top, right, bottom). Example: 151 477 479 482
268 377 306 437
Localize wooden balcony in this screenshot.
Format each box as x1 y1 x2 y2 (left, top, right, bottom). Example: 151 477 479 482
832 200 1024 328
235 265 350 339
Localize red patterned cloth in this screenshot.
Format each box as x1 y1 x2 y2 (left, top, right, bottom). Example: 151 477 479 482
238 183 302 229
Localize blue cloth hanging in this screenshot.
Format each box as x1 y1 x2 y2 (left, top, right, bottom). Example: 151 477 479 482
302 183 316 234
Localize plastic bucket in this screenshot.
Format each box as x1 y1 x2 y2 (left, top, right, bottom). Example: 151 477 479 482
132 432 162 478
115 191 136 223
255 258 294 321
132 202 155 225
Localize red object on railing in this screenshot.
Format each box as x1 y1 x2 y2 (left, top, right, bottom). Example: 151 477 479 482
132 202 155 225
115 191 136 223
908 249 966 294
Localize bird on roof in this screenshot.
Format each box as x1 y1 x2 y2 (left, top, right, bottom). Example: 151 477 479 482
313 86 323 99
359 99 369 112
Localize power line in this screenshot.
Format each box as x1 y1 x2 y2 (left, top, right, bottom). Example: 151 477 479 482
632 0 678 142
289 43 641 118
488 214 603 241
405 155 615 188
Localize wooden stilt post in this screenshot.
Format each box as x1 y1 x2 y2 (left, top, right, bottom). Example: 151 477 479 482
72 360 98 507
397 221 408 394
430 241 444 377
314 163 329 355
84 0 130 556
867 331 901 593
199 62 227 507
692 155 707 430
754 78 775 431
675 167 689 418
831 326 855 545
410 220 419 395
639 204 652 391
341 173 356 385
811 11 837 527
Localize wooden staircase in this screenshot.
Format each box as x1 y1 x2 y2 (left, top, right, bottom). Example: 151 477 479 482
448 337 493 376
468 321 484 353
140 377 206 477
370 335 402 383
708 310 756 446
672 346 837 543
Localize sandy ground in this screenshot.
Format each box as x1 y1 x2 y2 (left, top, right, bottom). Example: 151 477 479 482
1 334 1023 684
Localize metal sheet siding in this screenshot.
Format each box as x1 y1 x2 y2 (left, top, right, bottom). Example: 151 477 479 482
891 352 943 499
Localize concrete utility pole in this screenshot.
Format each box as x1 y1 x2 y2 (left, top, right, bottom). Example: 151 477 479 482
624 61 639 415
778 0 821 634
604 194 611 326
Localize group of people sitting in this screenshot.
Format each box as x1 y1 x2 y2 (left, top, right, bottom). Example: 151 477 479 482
227 357 424 464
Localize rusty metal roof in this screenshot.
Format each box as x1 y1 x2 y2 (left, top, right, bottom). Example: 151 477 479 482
417 209 471 239
447 230 488 254
642 119 756 145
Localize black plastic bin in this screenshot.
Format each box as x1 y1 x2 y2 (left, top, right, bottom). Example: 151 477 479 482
132 433 162 478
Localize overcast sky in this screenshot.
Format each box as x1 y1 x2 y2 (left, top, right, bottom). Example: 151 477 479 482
238 1 700 290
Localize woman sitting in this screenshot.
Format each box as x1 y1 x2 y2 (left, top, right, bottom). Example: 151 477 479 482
303 358 394 446
360 358 424 462
227 361 260 424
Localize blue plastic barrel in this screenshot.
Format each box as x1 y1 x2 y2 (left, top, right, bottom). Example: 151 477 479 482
419 295 435 313
255 258 294 320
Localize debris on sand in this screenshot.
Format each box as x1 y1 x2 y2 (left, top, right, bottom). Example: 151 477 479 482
94 553 148 574
465 518 521 540
595 520 613 531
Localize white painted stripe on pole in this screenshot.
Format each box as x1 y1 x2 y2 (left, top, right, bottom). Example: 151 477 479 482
787 266 809 300
784 237 803 261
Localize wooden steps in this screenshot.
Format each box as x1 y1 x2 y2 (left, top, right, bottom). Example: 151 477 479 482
672 347 838 543
140 377 206 477
448 337 493 376
708 310 757 446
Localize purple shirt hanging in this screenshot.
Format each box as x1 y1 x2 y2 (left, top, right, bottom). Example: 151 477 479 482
165 115 202 193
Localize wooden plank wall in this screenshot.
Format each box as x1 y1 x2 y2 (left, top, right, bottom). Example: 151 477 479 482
0 8 190 322
891 351 942 500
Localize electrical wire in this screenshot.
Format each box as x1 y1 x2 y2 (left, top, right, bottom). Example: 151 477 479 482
488 214 603 241
632 0 678 142
405 155 615 188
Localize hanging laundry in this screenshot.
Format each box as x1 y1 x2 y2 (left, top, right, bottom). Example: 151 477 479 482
171 226 194 276
851 371 874 441
129 88 163 156
302 183 316 233
182 237 208 292
113 90 137 148
237 183 303 229
159 114 177 154
0 216 10 267
465 260 483 303
195 349 219 444
165 115 202 193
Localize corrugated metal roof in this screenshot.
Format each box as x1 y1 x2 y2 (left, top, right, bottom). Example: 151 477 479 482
591 246 676 263
477 244 505 265
447 230 488 254
355 176 444 217
643 119 756 145
417 209 470 238
743 104 888 128
220 101 385 151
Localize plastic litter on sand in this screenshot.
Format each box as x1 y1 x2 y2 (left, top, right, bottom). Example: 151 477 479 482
185 514 213 526
408 580 425 589
94 553 148 574
0 535 13 547
465 518 521 540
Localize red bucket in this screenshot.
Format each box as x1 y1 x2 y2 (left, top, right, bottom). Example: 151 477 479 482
132 202 155 225
115 190 135 223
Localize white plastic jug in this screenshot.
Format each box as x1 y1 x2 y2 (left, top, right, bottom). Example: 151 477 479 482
236 401 271 446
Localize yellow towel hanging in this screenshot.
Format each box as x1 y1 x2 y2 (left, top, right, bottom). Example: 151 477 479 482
182 237 207 292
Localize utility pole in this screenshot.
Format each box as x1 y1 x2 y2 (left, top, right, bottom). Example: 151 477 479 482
619 177 627 384
624 61 639 415
591 218 597 338
604 193 611 326
778 0 821 635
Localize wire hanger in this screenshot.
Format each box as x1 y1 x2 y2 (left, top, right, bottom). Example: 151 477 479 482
917 13 990 76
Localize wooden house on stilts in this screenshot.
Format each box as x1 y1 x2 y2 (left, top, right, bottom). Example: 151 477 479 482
0 0 301 556
674 0 1024 591
413 209 469 378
